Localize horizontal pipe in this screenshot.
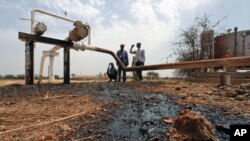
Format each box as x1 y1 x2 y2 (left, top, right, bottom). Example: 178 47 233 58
85 46 250 72
31 8 74 34
32 8 74 23
125 56 250 71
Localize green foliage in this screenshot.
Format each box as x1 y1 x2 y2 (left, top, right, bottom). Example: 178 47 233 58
146 71 159 79
16 74 25 79
4 74 15 79
98 72 103 77
54 75 60 79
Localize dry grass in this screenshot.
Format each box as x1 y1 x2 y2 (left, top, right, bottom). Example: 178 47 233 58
0 79 24 87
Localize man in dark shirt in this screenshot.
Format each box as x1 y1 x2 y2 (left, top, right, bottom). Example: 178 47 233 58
117 44 129 82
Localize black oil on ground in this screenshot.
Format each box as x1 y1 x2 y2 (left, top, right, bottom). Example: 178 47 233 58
64 82 250 141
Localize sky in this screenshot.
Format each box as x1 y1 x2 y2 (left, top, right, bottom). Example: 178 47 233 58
0 0 249 77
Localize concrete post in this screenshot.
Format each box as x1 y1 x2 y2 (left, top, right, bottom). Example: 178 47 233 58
64 46 70 84
25 41 34 85
220 72 231 86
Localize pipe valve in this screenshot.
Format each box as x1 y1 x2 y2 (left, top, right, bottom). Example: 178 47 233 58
73 42 86 51
33 22 47 36
68 21 89 42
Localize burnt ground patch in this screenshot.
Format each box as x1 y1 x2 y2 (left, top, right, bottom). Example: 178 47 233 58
63 82 250 141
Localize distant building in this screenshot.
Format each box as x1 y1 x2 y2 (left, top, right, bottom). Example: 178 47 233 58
214 30 250 58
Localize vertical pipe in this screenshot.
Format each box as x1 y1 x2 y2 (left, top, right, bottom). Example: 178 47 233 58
211 30 215 59
31 10 35 34
200 32 204 60
25 41 34 85
200 31 205 72
234 27 238 57
64 46 70 84
48 65 50 81
88 26 91 45
211 30 214 72
242 34 246 56
49 56 54 83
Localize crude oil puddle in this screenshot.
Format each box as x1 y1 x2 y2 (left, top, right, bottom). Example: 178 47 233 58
104 92 179 141
68 82 250 141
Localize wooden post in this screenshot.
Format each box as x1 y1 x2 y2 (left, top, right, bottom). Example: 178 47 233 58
64 46 70 84
25 41 34 85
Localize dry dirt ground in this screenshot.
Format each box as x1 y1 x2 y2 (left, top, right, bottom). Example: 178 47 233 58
0 79 250 140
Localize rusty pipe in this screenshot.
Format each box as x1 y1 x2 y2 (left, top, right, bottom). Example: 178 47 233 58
84 46 250 72
125 56 250 71
85 46 126 69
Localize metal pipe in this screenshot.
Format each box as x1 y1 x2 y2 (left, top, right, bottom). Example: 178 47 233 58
125 56 250 71
85 46 125 68
38 54 46 83
84 46 250 72
32 9 91 83
211 30 215 72
31 8 91 44
87 25 91 45
32 9 89 82
48 56 54 82
234 27 238 57
31 8 74 33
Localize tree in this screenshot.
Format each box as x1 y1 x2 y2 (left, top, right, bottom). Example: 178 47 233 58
16 74 25 79
173 14 225 77
54 75 60 79
98 72 103 77
146 71 159 79
4 74 15 79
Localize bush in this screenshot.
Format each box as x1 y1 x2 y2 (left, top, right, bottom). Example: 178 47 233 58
16 74 25 79
146 71 159 79
54 75 60 79
4 74 15 79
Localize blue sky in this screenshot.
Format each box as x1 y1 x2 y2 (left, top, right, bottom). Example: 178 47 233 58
0 0 249 77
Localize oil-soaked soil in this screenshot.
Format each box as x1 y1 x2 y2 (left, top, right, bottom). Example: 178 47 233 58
1 80 250 141
64 82 250 141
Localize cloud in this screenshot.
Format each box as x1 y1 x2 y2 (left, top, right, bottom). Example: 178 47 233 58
87 0 214 76
0 28 25 75
0 0 27 14
0 0 216 77
39 0 104 23
130 0 157 24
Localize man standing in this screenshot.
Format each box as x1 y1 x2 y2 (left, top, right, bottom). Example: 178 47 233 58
130 42 145 80
117 44 129 82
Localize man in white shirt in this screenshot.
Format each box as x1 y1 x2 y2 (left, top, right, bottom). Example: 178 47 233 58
130 42 145 80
